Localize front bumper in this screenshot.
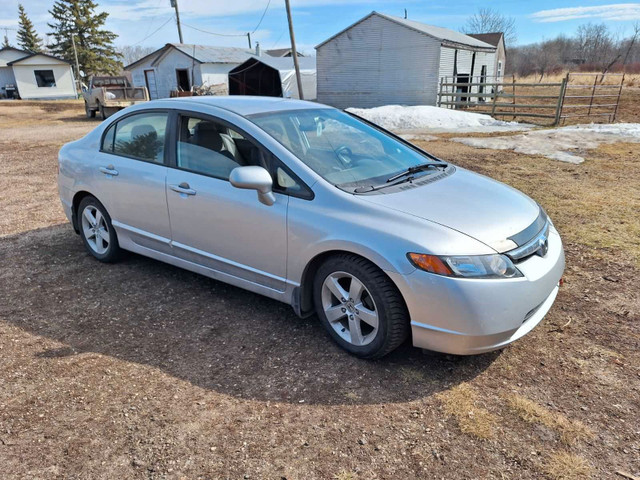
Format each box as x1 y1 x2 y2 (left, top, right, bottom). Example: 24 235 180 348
388 227 565 355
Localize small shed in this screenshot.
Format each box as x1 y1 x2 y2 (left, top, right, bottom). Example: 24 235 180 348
125 43 255 99
468 32 506 82
228 55 316 100
0 47 76 100
315 11 496 108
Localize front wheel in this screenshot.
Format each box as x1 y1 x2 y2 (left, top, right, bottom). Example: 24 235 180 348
313 254 409 359
77 196 121 262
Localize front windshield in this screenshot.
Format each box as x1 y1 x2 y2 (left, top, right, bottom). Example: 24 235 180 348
250 108 441 190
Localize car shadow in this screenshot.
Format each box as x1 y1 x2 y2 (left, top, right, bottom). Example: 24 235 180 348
0 224 500 405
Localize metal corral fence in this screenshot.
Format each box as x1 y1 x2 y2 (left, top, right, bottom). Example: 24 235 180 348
437 72 625 126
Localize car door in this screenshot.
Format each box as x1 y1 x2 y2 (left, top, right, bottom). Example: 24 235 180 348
165 113 288 292
96 110 172 253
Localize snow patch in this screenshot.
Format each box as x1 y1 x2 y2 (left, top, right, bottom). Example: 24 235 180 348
347 105 531 133
453 123 640 164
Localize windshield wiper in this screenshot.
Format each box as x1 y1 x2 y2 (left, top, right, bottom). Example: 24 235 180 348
386 162 448 183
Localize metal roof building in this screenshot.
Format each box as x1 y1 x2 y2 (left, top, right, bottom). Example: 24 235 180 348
124 44 256 99
316 12 497 108
229 55 316 100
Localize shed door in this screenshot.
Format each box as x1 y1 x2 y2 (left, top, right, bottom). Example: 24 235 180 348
144 69 158 99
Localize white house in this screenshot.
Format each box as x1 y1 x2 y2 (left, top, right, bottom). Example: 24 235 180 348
315 12 497 108
0 47 76 100
125 43 258 99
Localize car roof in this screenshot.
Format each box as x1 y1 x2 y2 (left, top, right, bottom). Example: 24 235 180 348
160 96 332 116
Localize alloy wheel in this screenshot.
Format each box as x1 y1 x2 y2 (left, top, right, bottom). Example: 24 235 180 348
321 271 379 346
81 205 110 255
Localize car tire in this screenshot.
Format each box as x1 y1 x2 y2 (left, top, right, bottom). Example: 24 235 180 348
84 101 96 118
77 196 121 263
313 253 409 359
98 102 106 120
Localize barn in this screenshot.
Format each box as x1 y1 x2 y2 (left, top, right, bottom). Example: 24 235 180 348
125 43 255 99
0 47 76 100
228 55 316 100
315 11 497 108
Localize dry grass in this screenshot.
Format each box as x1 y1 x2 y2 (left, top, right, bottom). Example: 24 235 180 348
545 451 594 480
333 470 357 480
506 394 595 445
516 71 639 87
439 383 497 439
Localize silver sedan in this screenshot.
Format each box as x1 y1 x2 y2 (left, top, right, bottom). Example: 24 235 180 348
58 97 564 358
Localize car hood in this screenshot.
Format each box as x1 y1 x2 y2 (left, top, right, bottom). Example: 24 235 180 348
360 167 541 252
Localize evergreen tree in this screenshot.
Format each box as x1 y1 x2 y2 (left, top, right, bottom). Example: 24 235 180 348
17 4 43 53
2 35 11 49
48 0 122 76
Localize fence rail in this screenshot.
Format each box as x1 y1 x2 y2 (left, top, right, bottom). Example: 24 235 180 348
437 72 625 126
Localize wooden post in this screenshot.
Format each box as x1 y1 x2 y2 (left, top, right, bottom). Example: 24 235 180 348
611 73 625 123
511 75 516 120
554 75 568 126
491 86 499 117
285 0 304 100
437 77 442 107
587 74 598 116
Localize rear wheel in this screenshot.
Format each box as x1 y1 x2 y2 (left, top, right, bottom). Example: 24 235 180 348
98 102 106 120
313 254 409 359
77 196 121 262
84 101 96 118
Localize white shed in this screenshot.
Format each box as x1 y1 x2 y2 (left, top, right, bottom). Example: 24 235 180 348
0 47 76 100
315 12 496 108
125 43 255 99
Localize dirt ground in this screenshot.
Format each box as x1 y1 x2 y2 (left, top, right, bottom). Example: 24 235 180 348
0 101 639 480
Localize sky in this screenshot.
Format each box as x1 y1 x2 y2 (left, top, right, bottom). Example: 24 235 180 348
1 0 640 55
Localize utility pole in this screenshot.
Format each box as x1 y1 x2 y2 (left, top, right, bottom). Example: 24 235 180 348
247 32 252 49
170 0 184 43
70 34 81 93
284 0 304 100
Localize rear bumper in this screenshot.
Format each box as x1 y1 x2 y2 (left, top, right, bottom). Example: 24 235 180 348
387 227 565 355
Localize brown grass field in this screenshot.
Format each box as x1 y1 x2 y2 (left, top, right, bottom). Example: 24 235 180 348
0 100 638 479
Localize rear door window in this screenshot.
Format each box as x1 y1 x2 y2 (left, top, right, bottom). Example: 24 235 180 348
111 112 169 163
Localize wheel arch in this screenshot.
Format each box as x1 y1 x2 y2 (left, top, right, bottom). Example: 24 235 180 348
294 249 407 318
71 190 96 233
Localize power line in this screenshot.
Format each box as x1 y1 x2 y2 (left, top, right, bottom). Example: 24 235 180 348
131 16 174 46
181 21 247 37
250 0 272 34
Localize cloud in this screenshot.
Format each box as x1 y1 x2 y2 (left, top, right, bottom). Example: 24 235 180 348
104 0 374 22
531 3 640 23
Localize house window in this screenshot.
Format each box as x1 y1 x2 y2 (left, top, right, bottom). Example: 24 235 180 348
34 70 56 88
497 61 503 78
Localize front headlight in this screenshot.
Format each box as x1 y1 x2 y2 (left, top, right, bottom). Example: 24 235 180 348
407 253 523 279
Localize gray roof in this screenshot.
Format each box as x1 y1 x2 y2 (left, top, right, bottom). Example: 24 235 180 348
169 44 254 64
240 55 316 72
468 32 504 48
316 11 495 50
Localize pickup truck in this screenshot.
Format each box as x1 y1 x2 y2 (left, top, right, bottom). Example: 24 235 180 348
83 76 149 119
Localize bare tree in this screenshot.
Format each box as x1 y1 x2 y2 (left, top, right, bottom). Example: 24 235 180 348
463 7 517 46
118 45 157 67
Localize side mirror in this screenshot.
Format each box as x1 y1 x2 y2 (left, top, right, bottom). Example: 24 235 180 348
229 166 275 206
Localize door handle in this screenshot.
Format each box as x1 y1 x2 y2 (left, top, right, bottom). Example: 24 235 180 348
99 165 119 176
169 182 196 196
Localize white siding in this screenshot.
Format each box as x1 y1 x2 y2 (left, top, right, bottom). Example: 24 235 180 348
128 48 203 99
317 14 442 108
12 60 76 99
200 63 238 93
438 47 497 104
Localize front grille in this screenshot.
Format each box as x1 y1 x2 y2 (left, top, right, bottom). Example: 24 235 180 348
506 220 550 263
